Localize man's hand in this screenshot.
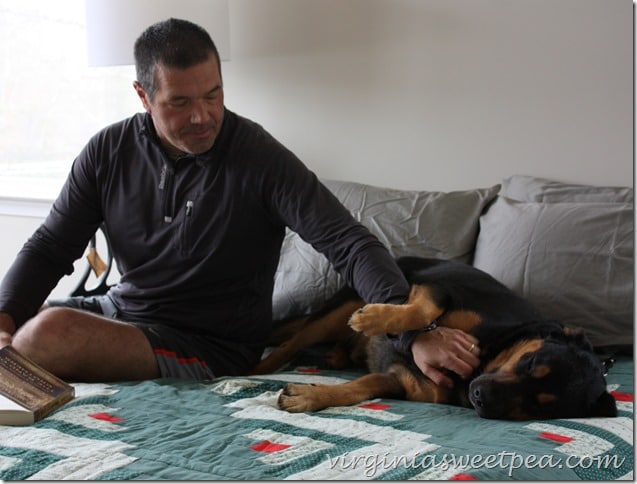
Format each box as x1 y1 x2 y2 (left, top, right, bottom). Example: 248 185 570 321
410 327 480 388
0 312 16 348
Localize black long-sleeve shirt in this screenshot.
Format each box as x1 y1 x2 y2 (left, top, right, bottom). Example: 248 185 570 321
0 109 410 349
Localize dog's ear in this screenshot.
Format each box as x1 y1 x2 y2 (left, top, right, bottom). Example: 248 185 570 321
562 326 595 352
563 326 582 337
590 391 618 418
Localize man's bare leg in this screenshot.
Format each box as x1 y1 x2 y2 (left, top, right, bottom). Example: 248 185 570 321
12 307 160 382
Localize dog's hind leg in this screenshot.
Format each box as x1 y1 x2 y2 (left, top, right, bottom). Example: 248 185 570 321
388 363 452 404
349 284 445 336
252 300 364 374
278 372 405 413
277 362 453 413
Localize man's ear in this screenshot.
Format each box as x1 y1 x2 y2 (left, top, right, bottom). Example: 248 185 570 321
133 81 152 113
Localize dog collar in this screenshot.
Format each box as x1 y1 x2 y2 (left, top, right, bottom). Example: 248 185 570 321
415 320 438 333
385 320 438 340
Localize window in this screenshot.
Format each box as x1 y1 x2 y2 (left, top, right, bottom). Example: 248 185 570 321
0 0 140 203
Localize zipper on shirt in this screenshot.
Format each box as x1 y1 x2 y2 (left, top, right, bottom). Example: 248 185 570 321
159 163 175 223
180 199 195 253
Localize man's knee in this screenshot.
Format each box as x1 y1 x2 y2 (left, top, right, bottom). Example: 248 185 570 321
14 307 78 347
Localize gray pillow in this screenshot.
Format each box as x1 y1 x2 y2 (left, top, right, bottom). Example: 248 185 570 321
322 179 501 261
473 195 633 348
501 175 634 204
272 180 500 320
272 229 340 319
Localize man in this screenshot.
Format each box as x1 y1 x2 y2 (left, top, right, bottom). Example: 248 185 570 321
0 19 478 385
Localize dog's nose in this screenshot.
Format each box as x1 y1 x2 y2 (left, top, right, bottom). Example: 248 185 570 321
471 387 483 408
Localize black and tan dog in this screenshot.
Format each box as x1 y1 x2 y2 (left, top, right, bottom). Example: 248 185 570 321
253 257 617 420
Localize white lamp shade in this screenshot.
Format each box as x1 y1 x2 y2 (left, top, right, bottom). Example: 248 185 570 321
85 0 230 66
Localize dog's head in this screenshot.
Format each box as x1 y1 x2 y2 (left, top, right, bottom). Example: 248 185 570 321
469 327 617 420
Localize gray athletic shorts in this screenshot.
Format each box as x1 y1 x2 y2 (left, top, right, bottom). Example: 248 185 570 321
46 295 261 380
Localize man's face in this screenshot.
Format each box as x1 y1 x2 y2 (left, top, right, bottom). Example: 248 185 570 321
134 56 224 156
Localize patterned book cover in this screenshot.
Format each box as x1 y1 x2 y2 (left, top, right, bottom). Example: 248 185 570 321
0 345 74 423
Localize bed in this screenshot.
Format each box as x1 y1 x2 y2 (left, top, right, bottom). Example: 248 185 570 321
1 175 633 480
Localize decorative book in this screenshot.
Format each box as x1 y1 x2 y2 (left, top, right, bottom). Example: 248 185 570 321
0 345 74 425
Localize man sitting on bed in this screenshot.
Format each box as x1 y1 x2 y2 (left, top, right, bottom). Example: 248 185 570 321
0 18 479 386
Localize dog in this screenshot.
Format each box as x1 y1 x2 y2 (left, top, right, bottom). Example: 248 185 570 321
253 257 618 420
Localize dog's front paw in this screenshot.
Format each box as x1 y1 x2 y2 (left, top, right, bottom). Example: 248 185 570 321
277 383 325 413
348 304 390 335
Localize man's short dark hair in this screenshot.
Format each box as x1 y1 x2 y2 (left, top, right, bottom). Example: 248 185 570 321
134 18 221 100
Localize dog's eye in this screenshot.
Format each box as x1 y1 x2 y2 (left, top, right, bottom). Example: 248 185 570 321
527 358 535 373
517 353 535 374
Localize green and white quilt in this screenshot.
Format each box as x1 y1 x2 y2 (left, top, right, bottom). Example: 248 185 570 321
0 357 632 480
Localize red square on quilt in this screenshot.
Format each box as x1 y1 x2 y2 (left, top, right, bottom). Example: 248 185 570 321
251 440 291 453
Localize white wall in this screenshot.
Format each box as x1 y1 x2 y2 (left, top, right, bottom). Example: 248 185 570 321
222 0 633 191
0 0 633 297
